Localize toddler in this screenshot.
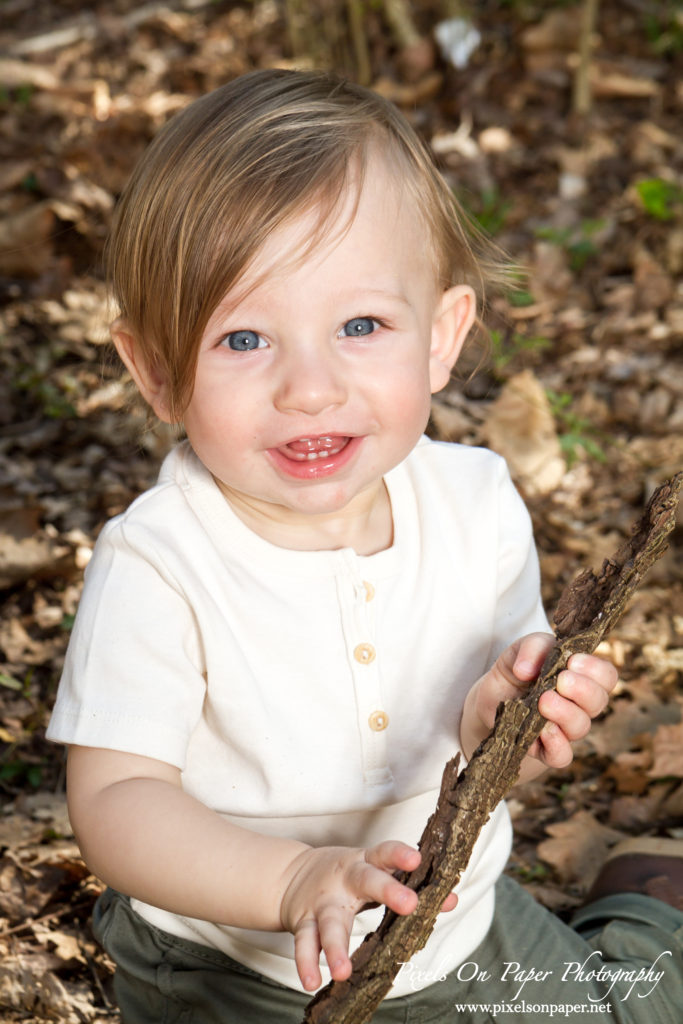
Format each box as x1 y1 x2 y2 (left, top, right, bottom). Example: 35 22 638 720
48 70 682 1023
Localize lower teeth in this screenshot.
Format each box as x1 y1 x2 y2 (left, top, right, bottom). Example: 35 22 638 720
304 446 342 461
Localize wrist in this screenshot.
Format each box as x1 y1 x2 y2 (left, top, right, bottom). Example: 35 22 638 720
278 843 316 931
459 681 489 760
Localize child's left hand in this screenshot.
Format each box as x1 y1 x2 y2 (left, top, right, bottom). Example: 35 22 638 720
461 633 618 780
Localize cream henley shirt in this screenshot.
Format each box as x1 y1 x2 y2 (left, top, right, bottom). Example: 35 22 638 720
47 436 550 998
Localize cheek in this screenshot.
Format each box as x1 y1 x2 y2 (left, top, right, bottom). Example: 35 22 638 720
383 361 433 415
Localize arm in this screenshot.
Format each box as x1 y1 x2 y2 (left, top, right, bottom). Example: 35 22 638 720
67 746 441 991
459 633 617 785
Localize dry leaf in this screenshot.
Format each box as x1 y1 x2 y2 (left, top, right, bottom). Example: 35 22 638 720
585 678 681 757
0 202 55 277
0 527 76 590
32 923 86 965
648 721 683 779
483 370 565 495
521 9 581 53
537 811 623 889
607 787 669 831
429 397 473 442
604 750 653 794
633 248 674 311
0 815 48 852
591 66 660 99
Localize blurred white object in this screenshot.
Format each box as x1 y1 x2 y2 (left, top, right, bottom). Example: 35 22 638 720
434 17 481 69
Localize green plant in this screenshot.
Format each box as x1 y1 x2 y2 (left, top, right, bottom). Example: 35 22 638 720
511 861 551 882
643 6 683 55
635 178 683 222
460 186 512 236
506 288 536 308
490 328 551 371
0 671 22 691
0 757 44 789
535 219 606 271
21 171 39 192
546 388 607 466
0 82 34 108
14 368 77 419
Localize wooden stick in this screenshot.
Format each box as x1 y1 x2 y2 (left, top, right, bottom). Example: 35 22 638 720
573 0 600 116
346 0 372 86
303 472 683 1024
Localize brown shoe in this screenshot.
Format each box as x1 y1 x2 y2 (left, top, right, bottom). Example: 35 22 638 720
586 837 683 911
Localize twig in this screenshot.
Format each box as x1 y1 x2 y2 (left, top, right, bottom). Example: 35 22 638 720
346 0 372 86
303 472 683 1024
8 1 218 56
573 0 600 116
382 0 421 49
0 897 95 938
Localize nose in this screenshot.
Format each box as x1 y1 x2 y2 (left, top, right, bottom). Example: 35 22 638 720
273 344 348 416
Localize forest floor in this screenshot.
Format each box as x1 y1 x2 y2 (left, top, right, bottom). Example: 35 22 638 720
0 1 682 1020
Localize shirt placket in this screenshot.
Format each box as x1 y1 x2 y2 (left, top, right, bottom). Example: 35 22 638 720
336 551 393 787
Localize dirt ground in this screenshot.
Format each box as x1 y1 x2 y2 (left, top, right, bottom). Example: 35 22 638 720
0 1 681 1020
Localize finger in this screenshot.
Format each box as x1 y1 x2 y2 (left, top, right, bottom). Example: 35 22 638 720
567 653 618 694
317 912 354 983
512 633 555 682
556 669 610 719
363 843 421 915
350 859 418 919
440 892 458 913
538 688 592 742
293 918 323 991
537 720 574 768
367 840 421 874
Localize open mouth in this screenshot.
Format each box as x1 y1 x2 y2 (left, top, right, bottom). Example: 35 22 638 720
279 436 349 461
268 434 361 479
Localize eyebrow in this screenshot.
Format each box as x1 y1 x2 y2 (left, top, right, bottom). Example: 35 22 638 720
334 285 415 308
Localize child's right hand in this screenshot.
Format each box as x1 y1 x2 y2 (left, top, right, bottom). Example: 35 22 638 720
279 841 457 991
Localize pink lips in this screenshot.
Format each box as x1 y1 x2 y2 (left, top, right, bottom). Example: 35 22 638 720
268 434 361 479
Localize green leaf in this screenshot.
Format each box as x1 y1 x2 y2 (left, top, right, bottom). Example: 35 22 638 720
0 672 22 691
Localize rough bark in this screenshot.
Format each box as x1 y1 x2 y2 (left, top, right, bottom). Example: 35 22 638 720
303 472 683 1024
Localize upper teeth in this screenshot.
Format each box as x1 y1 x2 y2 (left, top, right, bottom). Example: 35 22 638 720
287 437 345 461
301 437 332 448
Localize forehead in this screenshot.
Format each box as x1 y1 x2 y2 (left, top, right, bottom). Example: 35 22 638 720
228 151 435 303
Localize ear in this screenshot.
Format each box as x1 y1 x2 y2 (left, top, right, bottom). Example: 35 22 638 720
111 318 173 423
429 285 476 394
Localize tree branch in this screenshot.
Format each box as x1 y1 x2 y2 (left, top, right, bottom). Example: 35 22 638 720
303 472 683 1024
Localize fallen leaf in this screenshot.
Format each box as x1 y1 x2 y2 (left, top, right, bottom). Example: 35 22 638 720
607 786 670 831
604 750 653 794
0 202 55 277
483 370 565 495
537 811 623 889
591 66 660 99
521 9 581 53
32 922 86 964
0 815 47 852
585 678 681 758
648 721 683 779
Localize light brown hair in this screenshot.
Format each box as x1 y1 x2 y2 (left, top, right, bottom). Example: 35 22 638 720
107 68 508 420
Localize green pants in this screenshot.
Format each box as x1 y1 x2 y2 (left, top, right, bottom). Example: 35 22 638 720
93 876 683 1023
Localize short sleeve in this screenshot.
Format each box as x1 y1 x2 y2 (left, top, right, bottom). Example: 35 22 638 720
46 519 206 769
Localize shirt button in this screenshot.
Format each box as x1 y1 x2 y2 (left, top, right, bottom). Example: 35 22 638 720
368 710 389 731
362 581 375 602
354 642 376 664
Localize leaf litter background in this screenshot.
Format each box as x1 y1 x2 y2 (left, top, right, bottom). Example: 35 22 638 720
0 1 682 1019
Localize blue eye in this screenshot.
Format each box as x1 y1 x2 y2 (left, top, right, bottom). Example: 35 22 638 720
341 317 377 337
222 330 263 351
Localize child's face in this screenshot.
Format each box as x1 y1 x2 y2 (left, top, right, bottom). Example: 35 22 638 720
120 153 474 550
